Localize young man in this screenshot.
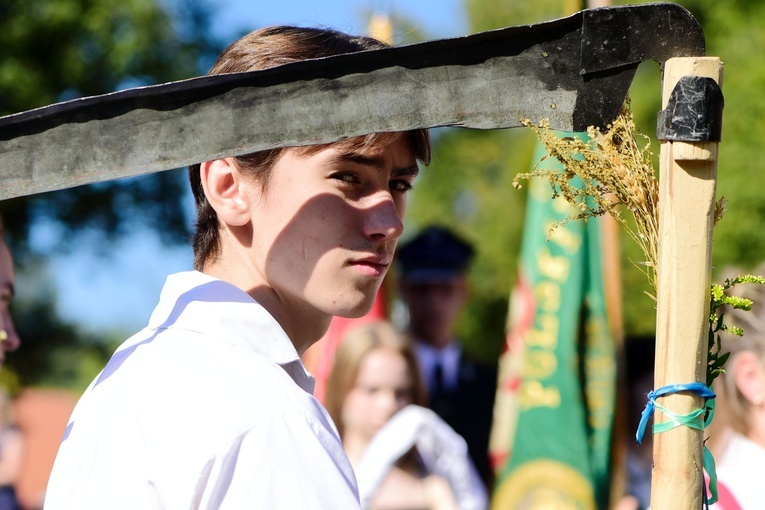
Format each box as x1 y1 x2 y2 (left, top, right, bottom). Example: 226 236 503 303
44 27 430 508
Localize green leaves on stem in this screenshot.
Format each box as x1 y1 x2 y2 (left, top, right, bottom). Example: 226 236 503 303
707 274 765 386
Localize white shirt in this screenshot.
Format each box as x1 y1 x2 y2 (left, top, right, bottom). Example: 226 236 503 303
44 271 360 509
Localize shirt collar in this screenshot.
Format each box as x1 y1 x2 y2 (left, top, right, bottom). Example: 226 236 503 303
148 271 315 394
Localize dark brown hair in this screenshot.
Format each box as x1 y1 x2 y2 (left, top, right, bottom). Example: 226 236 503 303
189 26 431 270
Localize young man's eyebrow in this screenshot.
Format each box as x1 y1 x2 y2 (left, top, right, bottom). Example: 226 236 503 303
332 152 420 177
392 164 420 178
333 152 385 168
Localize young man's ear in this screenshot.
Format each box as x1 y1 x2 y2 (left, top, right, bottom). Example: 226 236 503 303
200 158 251 226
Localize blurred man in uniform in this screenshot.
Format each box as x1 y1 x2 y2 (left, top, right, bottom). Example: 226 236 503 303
397 226 497 486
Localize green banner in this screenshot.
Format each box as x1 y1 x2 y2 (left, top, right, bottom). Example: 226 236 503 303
491 138 616 509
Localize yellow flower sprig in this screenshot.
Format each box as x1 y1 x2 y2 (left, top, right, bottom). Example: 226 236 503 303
708 274 765 385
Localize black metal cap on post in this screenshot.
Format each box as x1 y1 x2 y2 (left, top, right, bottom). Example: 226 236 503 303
657 76 724 142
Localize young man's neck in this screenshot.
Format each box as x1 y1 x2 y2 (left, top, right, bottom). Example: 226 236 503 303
202 260 331 357
255 292 332 356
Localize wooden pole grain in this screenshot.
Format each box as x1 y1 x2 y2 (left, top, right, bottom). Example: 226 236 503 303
650 57 723 510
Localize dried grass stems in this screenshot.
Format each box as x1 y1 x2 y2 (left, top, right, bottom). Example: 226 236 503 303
514 101 750 388
513 102 660 298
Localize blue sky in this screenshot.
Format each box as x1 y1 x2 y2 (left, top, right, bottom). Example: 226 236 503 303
212 0 468 41
47 0 470 334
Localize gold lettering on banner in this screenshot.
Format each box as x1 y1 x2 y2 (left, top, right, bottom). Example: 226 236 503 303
537 247 570 282
526 313 559 348
534 281 561 312
523 350 558 380
586 357 613 370
552 195 577 215
526 329 556 350
587 376 612 430
520 217 581 411
520 380 561 409
584 315 616 430
547 222 582 254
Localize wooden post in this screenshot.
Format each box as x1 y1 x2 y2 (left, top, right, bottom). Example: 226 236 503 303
651 57 723 509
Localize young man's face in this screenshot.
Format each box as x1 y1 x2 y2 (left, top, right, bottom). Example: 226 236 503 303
245 135 419 319
0 239 19 365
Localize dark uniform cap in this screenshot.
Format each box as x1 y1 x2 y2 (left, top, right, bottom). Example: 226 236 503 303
397 226 474 284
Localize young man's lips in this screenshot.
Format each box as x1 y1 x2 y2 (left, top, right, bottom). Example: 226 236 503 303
349 257 390 276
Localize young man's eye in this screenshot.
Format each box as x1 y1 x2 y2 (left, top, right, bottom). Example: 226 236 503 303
390 180 414 193
330 172 359 185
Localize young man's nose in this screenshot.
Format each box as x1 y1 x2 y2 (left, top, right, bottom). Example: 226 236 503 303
362 194 404 241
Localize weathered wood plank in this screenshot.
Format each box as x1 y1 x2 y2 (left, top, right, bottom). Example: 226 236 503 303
0 2 703 200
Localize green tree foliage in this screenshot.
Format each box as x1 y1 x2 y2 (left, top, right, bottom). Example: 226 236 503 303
465 0 570 29
684 0 765 271
408 0 765 353
0 0 224 254
615 0 765 277
595 1 765 333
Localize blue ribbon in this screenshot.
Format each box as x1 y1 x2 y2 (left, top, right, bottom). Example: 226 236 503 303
634 382 718 506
